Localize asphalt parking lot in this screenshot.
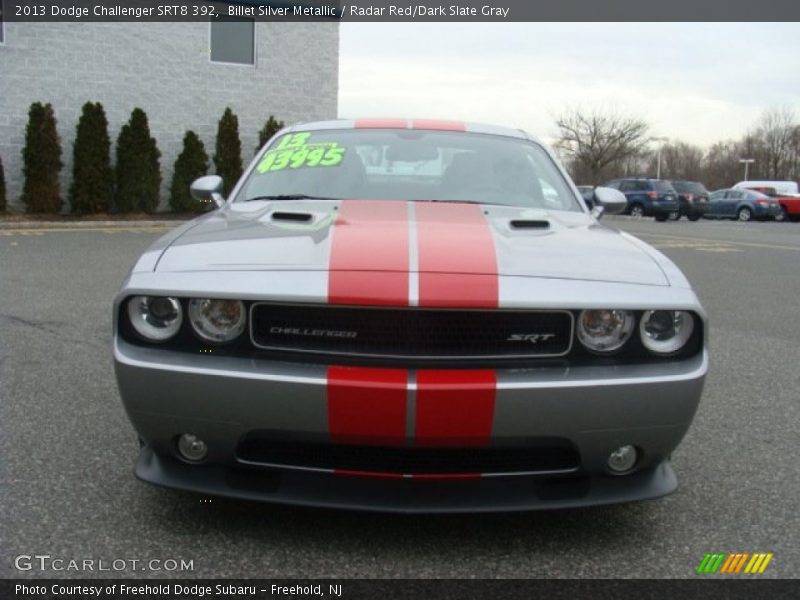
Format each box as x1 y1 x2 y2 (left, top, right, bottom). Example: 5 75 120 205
1 217 798 579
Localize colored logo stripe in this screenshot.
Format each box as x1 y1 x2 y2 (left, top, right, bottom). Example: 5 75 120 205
415 202 499 308
415 369 496 447
745 553 773 574
697 552 773 574
696 553 726 574
328 200 409 306
327 366 407 447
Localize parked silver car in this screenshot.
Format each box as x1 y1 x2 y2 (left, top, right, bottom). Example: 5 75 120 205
113 119 708 512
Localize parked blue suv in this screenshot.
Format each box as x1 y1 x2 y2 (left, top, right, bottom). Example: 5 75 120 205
603 178 680 221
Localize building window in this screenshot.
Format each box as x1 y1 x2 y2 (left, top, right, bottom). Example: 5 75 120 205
210 19 255 66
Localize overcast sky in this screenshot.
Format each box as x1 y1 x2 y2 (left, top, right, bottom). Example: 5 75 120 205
338 23 800 147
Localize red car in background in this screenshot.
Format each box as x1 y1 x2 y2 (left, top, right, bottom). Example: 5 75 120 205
733 181 800 221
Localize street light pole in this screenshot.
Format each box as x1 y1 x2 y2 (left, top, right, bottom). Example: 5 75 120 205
650 136 669 179
739 158 755 181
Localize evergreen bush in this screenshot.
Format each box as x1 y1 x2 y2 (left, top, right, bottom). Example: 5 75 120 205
21 102 63 213
213 107 243 196
0 155 6 213
69 101 113 213
115 108 161 213
256 115 285 152
169 131 210 213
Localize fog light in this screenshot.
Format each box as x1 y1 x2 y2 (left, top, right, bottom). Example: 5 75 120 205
177 434 208 462
607 445 637 474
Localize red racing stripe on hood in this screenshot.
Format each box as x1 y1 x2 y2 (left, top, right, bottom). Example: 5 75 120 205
415 202 499 308
415 369 496 447
328 200 409 306
327 366 408 447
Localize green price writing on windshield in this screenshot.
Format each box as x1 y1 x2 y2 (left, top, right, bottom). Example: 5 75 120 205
257 132 346 173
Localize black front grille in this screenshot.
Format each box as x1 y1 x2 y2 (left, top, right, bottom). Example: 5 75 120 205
250 303 573 360
236 434 580 476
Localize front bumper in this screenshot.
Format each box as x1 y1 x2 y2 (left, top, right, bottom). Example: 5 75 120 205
754 204 782 219
136 445 678 513
114 337 707 512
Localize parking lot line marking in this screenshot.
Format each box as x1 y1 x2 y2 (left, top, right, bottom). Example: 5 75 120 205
636 231 800 253
0 226 172 236
650 240 742 253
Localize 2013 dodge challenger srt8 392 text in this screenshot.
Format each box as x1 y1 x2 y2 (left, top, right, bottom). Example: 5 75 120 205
113 119 708 512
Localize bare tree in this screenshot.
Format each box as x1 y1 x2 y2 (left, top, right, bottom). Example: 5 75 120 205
789 125 800 181
703 140 742 190
754 106 796 179
645 141 705 181
554 109 650 184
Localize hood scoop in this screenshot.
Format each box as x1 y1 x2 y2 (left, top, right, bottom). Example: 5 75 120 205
271 211 314 223
509 219 550 230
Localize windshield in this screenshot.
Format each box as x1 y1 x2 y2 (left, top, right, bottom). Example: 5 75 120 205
654 180 677 193
236 129 583 212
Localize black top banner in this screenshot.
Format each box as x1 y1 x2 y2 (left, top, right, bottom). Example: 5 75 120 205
3 0 800 22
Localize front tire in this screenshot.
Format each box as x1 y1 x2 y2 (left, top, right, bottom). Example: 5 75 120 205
688 214 701 222
630 204 645 218
668 211 680 221
775 207 786 222
737 207 752 222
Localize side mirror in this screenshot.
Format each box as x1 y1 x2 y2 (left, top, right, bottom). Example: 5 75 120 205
591 186 627 218
190 175 225 209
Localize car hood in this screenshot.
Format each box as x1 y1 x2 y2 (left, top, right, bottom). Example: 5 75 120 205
155 200 669 286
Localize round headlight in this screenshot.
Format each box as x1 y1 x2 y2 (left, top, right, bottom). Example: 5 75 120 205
640 310 694 355
188 298 246 343
127 296 183 342
577 309 635 353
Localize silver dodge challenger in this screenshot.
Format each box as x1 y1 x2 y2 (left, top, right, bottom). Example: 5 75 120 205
113 118 708 512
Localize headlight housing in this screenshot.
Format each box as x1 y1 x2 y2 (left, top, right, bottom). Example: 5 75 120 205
188 298 247 343
639 310 694 355
576 309 635 353
127 296 183 342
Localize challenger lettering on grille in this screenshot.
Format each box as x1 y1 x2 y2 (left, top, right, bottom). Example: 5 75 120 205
270 326 358 339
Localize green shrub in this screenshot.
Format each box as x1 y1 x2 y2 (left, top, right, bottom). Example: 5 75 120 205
69 101 113 213
256 115 285 152
213 107 243 196
114 108 161 213
169 131 210 213
0 154 6 213
21 102 63 213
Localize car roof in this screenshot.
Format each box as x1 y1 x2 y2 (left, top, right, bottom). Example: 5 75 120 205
714 188 768 197
281 118 532 141
733 180 798 194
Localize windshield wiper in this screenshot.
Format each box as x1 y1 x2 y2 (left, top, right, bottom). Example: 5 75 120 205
244 194 342 202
